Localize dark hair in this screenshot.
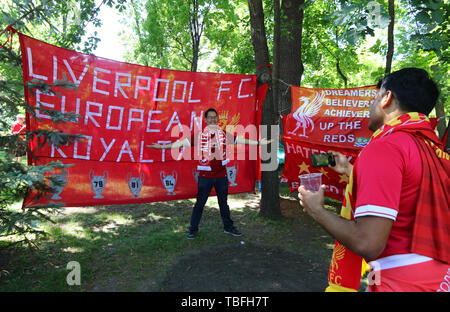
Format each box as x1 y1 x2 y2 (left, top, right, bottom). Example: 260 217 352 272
204 108 218 119
376 68 440 116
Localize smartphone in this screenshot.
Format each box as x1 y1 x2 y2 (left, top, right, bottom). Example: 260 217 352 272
311 153 336 167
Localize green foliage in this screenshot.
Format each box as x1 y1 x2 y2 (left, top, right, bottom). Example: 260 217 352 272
0 0 110 247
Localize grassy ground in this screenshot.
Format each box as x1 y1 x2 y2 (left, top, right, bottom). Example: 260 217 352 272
0 179 351 291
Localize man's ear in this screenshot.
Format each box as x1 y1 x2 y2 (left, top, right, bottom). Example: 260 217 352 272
380 90 395 109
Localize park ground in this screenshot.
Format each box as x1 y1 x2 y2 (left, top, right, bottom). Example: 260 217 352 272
0 181 368 292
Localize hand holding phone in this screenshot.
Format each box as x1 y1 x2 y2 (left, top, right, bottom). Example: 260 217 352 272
310 153 336 167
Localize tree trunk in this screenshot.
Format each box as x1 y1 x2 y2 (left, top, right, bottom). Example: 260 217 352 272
385 0 395 74
279 0 305 115
189 0 203 72
248 0 281 219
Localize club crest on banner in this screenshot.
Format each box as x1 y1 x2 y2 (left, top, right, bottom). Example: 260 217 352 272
226 163 239 186
127 172 145 198
288 91 325 138
218 111 240 131
49 168 69 200
89 170 108 199
160 171 177 195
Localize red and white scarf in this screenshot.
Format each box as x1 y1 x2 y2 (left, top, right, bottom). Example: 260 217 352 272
326 112 450 292
196 128 229 171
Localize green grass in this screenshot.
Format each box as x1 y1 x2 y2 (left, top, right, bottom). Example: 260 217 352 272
0 182 346 291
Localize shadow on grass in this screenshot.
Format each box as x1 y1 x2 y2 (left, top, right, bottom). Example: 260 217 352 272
0 191 340 292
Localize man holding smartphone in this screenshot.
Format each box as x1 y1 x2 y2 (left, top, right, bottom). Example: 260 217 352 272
298 68 449 292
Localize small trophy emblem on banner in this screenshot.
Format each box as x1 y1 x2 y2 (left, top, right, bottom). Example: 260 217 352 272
127 172 145 198
160 171 177 195
49 168 69 200
89 170 108 199
226 163 239 187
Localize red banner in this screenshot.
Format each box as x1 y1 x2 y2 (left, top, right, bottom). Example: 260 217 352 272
282 85 376 201
19 33 261 208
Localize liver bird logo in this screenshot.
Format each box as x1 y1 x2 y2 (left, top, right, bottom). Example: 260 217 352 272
288 91 325 137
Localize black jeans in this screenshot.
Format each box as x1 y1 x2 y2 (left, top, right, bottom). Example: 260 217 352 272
189 176 234 232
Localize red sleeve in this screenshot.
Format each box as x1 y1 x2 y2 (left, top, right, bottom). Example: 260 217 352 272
353 138 405 221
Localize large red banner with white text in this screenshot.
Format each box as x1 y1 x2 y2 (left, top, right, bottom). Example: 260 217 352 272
19 33 261 208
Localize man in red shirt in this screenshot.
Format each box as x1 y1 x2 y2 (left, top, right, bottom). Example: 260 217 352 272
10 113 26 162
298 68 449 292
149 108 270 239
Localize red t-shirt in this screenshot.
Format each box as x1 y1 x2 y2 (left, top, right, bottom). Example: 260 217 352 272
190 130 236 178
353 131 422 259
11 122 25 134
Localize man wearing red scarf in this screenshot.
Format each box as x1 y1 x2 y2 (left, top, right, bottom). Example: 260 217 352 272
299 68 449 292
149 108 270 239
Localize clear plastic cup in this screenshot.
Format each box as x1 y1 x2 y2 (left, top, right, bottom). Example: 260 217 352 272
299 173 322 192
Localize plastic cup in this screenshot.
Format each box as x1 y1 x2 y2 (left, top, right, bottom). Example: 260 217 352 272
299 173 322 192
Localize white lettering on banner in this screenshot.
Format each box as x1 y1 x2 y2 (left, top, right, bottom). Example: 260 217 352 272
172 80 187 103
36 90 54 119
106 106 124 130
139 141 154 163
188 82 201 103
190 111 203 131
325 98 371 108
116 140 135 162
114 72 131 98
147 110 162 133
51 144 67 158
285 142 327 159
165 111 183 133
319 122 334 131
84 101 103 127
158 140 171 162
27 48 48 80
324 134 355 143
36 54 254 103
323 109 370 118
238 78 253 98
61 97 81 123
63 59 89 87
73 135 92 160
127 108 144 131
337 120 361 130
285 141 354 162
134 76 151 99
217 81 232 101
325 89 377 97
154 78 170 102
53 56 58 83
92 67 110 95
99 138 115 162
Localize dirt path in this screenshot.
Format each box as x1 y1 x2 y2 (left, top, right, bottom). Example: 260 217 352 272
158 242 330 292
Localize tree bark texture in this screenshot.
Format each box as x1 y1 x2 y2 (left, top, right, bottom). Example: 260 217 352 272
385 0 395 74
279 0 305 116
248 0 281 219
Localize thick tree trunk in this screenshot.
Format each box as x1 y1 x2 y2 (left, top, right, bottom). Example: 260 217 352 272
248 0 281 219
279 0 305 115
385 0 395 74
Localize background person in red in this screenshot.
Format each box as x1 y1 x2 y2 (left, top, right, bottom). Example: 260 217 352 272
298 68 449 292
10 113 26 162
149 108 271 239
